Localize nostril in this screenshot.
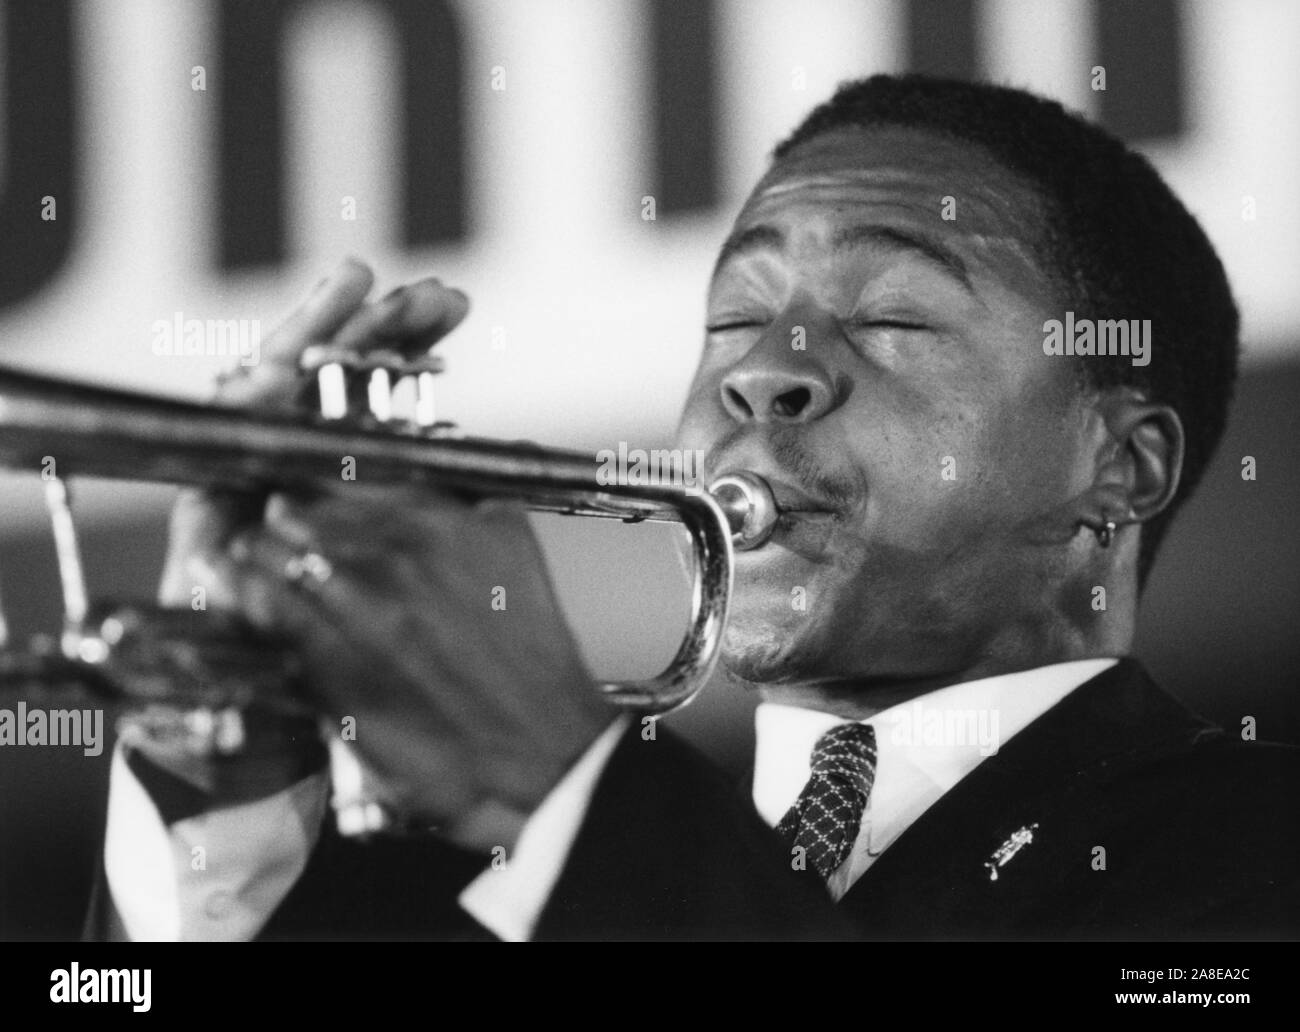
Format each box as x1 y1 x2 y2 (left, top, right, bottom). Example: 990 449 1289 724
772 386 811 419
724 386 753 418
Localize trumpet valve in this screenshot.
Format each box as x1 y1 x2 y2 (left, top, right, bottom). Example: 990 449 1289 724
300 344 453 434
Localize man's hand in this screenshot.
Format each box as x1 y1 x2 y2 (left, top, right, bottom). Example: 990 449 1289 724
146 257 611 851
160 258 469 615
219 486 610 853
142 259 384 802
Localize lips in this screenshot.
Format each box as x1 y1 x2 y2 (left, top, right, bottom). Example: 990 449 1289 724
760 476 839 515
709 459 843 516
706 451 855 560
709 468 847 557
746 482 843 558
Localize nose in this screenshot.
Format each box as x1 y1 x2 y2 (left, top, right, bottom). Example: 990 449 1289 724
719 329 839 425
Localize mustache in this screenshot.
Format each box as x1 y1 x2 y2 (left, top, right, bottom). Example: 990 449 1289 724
709 428 862 510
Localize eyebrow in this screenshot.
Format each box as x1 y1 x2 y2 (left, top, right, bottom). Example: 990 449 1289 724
714 222 974 292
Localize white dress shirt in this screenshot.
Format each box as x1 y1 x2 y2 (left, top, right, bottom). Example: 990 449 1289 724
752 657 1117 899
106 658 1116 938
104 717 630 943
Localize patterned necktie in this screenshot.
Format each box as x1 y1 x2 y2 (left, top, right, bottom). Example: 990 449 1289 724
776 723 878 881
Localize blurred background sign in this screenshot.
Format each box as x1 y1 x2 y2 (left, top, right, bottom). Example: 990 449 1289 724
2 0 1297 411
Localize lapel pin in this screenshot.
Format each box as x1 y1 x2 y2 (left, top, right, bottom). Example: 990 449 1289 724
984 823 1040 881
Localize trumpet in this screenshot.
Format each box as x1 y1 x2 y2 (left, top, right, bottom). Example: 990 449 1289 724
0 356 778 835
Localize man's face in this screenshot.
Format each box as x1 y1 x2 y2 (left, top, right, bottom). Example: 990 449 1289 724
677 126 1096 692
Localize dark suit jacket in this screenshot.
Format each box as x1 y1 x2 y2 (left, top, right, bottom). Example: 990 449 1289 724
79 658 1300 940
538 658 1299 939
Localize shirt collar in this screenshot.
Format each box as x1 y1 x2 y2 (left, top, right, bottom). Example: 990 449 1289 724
752 657 1119 827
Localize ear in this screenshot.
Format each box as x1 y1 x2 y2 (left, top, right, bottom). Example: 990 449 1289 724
1075 390 1184 535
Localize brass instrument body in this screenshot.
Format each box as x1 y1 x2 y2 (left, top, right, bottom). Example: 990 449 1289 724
0 365 740 709
0 364 779 835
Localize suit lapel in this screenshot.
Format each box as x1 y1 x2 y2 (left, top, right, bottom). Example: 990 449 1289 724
836 658 1221 936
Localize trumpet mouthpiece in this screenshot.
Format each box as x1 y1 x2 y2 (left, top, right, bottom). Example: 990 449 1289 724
709 471 778 550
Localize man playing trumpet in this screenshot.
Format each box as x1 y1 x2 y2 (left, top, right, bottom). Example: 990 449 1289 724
100 75 1299 941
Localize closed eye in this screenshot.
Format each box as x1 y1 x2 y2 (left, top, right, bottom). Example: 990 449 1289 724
852 319 929 331
706 319 767 333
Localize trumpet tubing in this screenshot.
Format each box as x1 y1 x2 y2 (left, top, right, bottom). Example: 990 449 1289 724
0 363 778 835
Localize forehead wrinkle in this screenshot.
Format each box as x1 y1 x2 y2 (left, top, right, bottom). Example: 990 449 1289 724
720 142 1059 311
749 172 1026 240
830 224 973 293
713 213 1001 307
734 190 1049 310
713 223 785 278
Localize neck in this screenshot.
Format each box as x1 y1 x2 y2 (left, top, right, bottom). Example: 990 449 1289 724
755 600 1135 721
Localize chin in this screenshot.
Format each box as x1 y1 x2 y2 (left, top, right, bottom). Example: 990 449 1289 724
719 617 821 684
718 566 854 682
